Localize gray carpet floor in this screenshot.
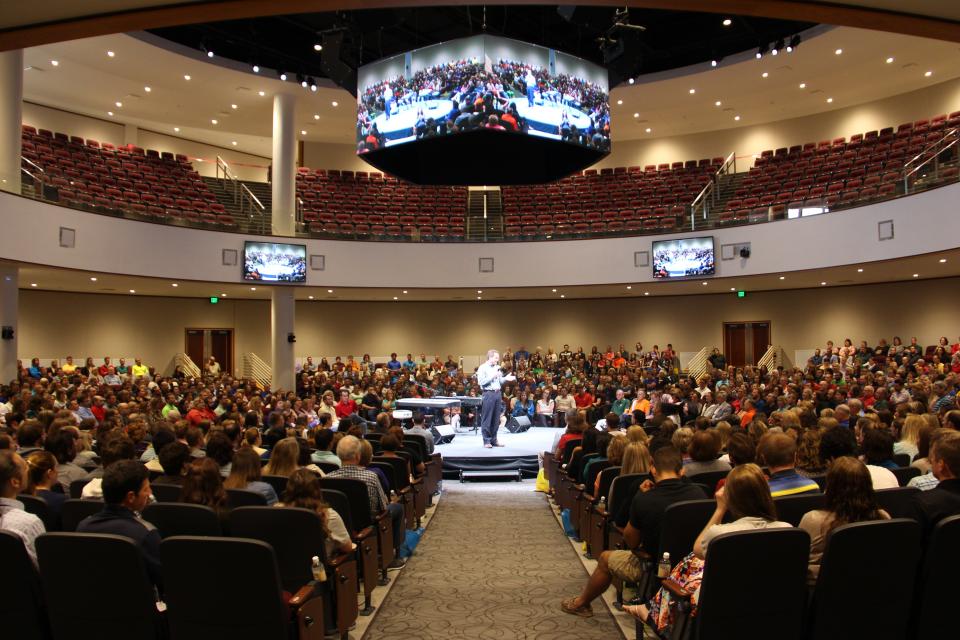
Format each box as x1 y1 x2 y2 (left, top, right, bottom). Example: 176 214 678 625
362 479 622 640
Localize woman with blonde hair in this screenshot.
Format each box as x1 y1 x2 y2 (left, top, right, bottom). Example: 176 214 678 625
620 441 653 476
263 437 300 477
225 447 278 505
894 414 924 460
625 425 648 446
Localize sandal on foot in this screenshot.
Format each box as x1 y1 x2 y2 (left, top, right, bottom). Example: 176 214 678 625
622 603 647 621
561 598 594 618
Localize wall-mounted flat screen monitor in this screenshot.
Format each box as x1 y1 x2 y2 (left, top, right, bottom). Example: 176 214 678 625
652 236 716 279
243 242 306 283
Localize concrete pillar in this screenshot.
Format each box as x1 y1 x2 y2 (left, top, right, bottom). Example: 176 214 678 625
0 50 23 194
271 92 296 236
123 123 139 147
0 266 18 384
271 287 295 391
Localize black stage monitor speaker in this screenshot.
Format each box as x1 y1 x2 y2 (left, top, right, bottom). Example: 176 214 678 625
506 416 532 433
431 424 456 445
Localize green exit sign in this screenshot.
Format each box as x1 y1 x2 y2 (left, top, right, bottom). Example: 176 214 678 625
209 297 219 304
737 291 745 298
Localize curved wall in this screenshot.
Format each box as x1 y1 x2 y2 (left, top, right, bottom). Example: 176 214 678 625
1 184 959 289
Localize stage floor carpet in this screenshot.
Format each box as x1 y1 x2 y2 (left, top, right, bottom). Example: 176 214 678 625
436 425 559 477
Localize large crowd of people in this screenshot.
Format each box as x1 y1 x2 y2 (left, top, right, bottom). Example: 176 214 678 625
357 58 610 152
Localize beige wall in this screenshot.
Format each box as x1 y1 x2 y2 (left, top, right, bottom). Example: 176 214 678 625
301 140 373 173
598 77 960 171
23 102 124 149
18 278 960 373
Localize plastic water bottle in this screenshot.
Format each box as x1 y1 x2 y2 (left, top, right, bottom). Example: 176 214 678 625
311 555 327 582
657 552 671 579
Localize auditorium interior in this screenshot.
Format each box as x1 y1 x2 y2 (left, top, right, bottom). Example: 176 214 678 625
1 2 960 639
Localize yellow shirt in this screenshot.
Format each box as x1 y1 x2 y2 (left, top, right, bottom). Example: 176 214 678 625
132 364 149 377
61 363 76 374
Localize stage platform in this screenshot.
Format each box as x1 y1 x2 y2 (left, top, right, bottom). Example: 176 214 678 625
436 425 558 478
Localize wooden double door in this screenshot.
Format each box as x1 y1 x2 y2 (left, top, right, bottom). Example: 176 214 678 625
723 322 771 367
185 329 233 374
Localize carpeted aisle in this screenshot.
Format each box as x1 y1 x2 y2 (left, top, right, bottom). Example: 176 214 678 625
363 480 622 640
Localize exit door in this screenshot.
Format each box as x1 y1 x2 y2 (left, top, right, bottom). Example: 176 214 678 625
723 322 771 367
185 329 233 375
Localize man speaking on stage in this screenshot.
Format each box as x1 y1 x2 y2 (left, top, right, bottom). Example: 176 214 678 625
477 349 516 449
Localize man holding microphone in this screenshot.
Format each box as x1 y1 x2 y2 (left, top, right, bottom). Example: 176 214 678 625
477 349 516 449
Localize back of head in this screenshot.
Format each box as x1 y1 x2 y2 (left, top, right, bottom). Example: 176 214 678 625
336 434 362 463
671 427 694 454
44 428 77 464
181 458 226 508
689 430 720 462
100 433 136 468
151 427 176 456
314 427 335 452
824 456 879 529
381 433 400 452
605 413 620 430
225 446 263 488
758 432 797 469
819 426 857 462
17 420 44 447
621 442 652 475
205 431 234 467
101 459 148 505
932 430 960 477
862 428 894 465
265 437 299 476
158 441 190 476
358 439 373 466
727 433 757 466
651 445 683 477
281 468 325 511
24 450 57 492
606 436 627 465
724 463 777 521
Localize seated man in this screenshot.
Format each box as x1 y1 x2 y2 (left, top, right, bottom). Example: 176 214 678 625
0 450 46 566
405 412 436 455
82 433 136 499
327 435 406 569
561 446 706 617
153 442 191 485
913 431 960 540
759 432 821 497
310 428 342 468
77 459 161 588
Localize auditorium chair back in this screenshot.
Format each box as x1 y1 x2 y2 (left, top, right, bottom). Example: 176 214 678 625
0 531 49 640
318 478 374 531
915 514 960 638
142 502 222 538
874 486 919 520
37 533 161 640
773 493 827 527
150 481 182 503
18 493 57 531
226 487 269 508
59 499 104 532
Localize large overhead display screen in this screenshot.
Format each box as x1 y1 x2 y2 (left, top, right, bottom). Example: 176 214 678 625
355 35 610 184
243 242 307 283
652 237 716 279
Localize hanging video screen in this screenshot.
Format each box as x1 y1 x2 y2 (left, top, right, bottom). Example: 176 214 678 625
652 237 716 279
356 35 610 154
243 241 307 283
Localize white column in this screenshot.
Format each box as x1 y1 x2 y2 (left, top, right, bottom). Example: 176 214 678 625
0 266 18 384
271 92 296 236
0 50 23 194
271 287 295 392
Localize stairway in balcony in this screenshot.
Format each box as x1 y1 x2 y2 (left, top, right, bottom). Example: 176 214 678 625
202 177 273 234
702 171 749 226
465 187 503 241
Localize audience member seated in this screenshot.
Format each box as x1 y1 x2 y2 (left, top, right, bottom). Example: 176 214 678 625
327 435 406 569
625 464 791 633
311 428 342 468
179 458 229 522
684 430 732 477
76 459 161 588
405 413 436 454
561 445 705 618
819 426 899 490
759 432 820 497
799 456 890 584
44 427 92 492
142 427 176 472
24 450 67 521
204 431 235 478
224 447 278 505
912 430 960 539
277 468 355 558
153 441 190 485
82 434 136 499
263 437 300 477
0 449 46 565
861 428 899 470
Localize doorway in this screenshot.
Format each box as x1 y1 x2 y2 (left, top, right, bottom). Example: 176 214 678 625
185 329 233 374
723 322 771 367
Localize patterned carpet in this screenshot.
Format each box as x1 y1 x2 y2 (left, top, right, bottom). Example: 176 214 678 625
362 479 622 640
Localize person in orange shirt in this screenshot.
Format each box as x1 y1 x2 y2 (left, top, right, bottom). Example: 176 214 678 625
738 398 757 428
630 390 651 417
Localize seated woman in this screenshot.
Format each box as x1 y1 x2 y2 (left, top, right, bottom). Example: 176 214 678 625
379 433 412 480
511 390 535 421
624 463 791 634
683 430 732 477
224 447 279 505
536 390 555 428
861 429 899 470
799 456 889 584
180 458 229 521
24 450 66 524
263 437 301 477
277 469 355 559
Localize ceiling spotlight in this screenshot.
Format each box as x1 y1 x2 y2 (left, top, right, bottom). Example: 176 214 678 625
925 70 933 77
857 268 864 273
393 296 398 300
633 112 639 118
314 43 323 51
913 273 919 278
301 79 308 88
939 258 947 263
715 100 722 106
231 141 237 146
560 294 566 299
730 287 736 291
756 44 767 59
645 127 652 133
771 47 779 56
90 277 97 282
403 290 408 294
626 286 632 290
779 276 785 280
129 289 135 293
174 127 180 132
211 119 218 124
107 111 114 116
279 72 287 81
788 35 801 52
231 104 238 109
734 115 741 121
628 78 635 85
644 292 649 296
711 59 717 67
886 57 894 64
762 72 769 78
617 99 623 105
207 50 214 58
799 82 806 89
115 101 122 107
258 90 265 96
701 281 708 286
171 283 179 287
30 283 36 287
835 48 843 55
251 287 257 291
327 289 333 293
477 296 482 300
308 295 314 300
50 60 59 67
551 288 557 292
300 130 307 135
184 74 191 81
144 86 151 92
477 290 483 293
827 98 833 103
688 88 696 94
311 83 318 92
107 51 115 58
722 18 732 26
252 64 260 73
820 282 827 286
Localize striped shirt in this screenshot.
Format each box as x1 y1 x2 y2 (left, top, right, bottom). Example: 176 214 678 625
908 472 940 492
768 469 821 497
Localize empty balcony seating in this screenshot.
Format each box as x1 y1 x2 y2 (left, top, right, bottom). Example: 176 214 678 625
19 125 234 227
296 168 468 240
501 159 721 238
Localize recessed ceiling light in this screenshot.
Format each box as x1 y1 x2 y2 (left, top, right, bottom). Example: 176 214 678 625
645 127 651 133
115 101 122 108
89 277 97 282
30 283 37 287
835 48 843 55
258 90 265 96
644 292 649 296
174 127 180 132
107 51 115 58
50 60 58 67
626 285 632 290
827 98 833 103
402 290 408 294
633 112 639 118
129 289 135 293
327 289 333 293
761 72 769 78
688 88 696 94
231 141 237 146
715 100 722 106
939 258 947 263
730 287 736 291
711 60 718 67
924 70 933 77
300 130 307 135
393 296 398 300
301 80 308 88
820 281 827 286
144 86 151 92
779 276 785 280
314 114 320 120
231 104 238 109
251 287 257 291
308 295 314 300
617 99 623 105
701 281 708 286
722 18 732 26
477 296 482 300
886 57 894 64
331 101 338 107
171 283 178 287
551 288 557 292
913 273 919 278
734 115 741 121
252 64 260 73
799 83 806 89
220 293 226 296
184 74 191 81
107 111 114 117
628 78 634 84
560 294 566 298
211 119 218 124
857 268 864 273
477 290 483 293
280 72 287 81
314 43 323 51
206 50 214 58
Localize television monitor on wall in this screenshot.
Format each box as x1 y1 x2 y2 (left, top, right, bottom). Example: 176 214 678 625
242 241 306 283
652 236 716 279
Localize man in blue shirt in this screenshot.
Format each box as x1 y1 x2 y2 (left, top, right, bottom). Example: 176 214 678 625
386 353 402 372
476 349 515 448
403 354 417 371
760 433 820 497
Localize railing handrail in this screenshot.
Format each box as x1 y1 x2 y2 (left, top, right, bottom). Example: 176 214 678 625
903 127 958 172
685 346 710 380
20 155 44 175
690 150 737 228
757 344 784 370
173 352 202 378
242 352 272 388
241 182 265 210
903 131 959 182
